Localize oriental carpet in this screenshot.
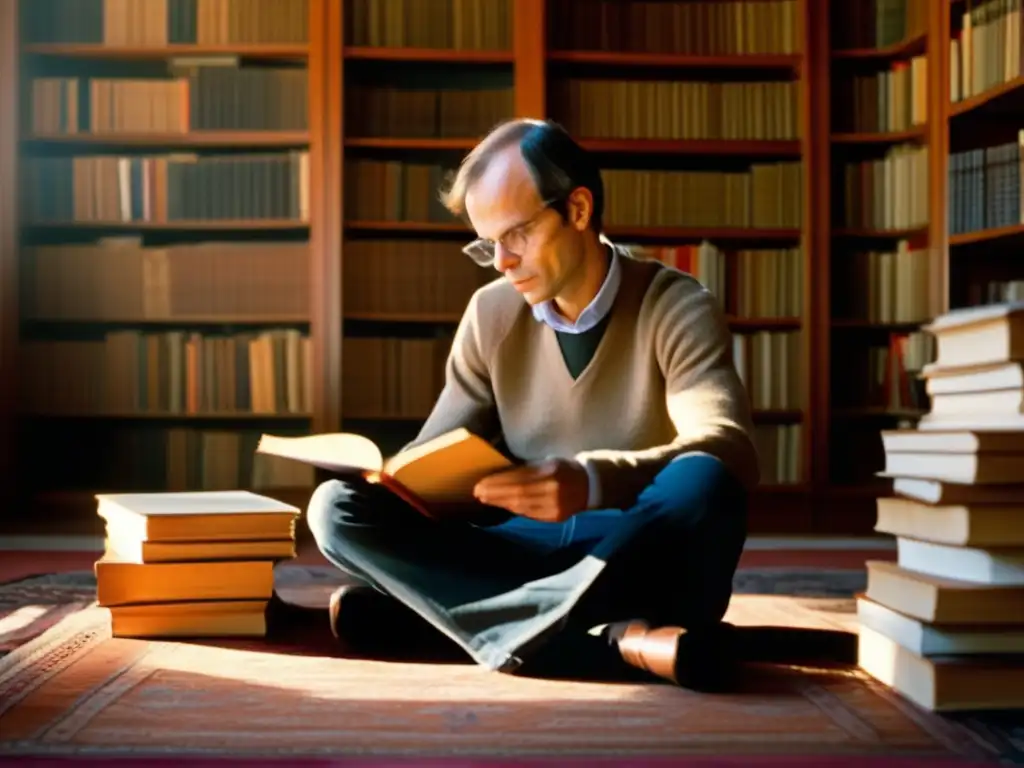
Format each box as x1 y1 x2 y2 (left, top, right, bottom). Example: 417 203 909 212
0 565 1011 765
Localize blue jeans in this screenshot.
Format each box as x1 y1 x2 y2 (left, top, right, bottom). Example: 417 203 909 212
306 452 748 672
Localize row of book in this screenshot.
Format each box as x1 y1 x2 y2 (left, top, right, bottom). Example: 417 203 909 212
21 0 310 45
830 240 938 325
20 329 311 417
19 324 809 421
345 84 512 140
346 239 807 325
550 79 800 142
27 65 308 135
547 0 800 55
29 237 950 328
345 0 511 51
832 0 928 51
603 164 803 230
342 336 449 421
21 239 310 322
950 0 1021 104
22 152 310 224
840 143 930 232
859 300 1024 711
342 239 491 318
629 242 803 319
754 424 802 485
344 158 805 230
734 331 803 412
830 331 933 414
835 54 928 135
947 137 1024 237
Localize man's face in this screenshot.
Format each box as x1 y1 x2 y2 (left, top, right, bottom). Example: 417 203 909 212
464 146 584 306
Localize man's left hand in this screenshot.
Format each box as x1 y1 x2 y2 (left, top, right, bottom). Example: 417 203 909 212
472 458 589 524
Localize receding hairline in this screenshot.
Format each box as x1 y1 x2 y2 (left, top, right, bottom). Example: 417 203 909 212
439 119 546 217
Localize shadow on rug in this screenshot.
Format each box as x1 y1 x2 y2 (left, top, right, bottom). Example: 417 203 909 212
0 565 1018 764
0 565 868 658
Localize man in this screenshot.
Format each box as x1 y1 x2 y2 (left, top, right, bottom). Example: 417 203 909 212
305 118 760 688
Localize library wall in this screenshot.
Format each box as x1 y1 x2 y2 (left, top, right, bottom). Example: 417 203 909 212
7 0 1024 533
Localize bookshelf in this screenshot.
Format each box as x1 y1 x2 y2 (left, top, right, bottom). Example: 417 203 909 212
946 0 1024 309
821 0 941 530
3 0 1011 536
3 0 320 533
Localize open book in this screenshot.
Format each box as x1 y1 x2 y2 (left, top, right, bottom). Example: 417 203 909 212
256 428 515 523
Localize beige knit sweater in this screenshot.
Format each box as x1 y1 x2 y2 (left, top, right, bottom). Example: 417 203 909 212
405 251 760 510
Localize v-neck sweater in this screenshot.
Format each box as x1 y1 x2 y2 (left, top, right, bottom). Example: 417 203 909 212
405 250 761 511
555 312 612 378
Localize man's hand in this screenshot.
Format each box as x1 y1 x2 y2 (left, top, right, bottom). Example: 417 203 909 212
472 458 590 523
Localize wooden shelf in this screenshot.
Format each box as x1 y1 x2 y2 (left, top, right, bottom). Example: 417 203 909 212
343 46 513 63
578 138 802 157
831 319 925 331
23 219 309 231
831 34 926 61
832 407 925 419
757 483 812 494
949 222 1024 247
603 226 802 242
832 227 928 239
28 412 312 420
752 409 804 422
547 50 801 71
343 413 429 421
830 127 927 144
345 137 478 150
344 220 469 233
949 75 1024 119
345 311 462 323
22 315 310 325
24 131 311 147
824 482 893 498
729 317 802 329
21 43 309 59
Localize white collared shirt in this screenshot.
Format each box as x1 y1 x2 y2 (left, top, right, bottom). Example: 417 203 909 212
530 244 622 334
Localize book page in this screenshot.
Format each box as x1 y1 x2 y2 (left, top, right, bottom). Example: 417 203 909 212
384 428 513 503
256 433 384 474
96 490 301 516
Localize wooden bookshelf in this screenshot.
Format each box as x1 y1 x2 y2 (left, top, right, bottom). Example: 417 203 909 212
2 0 1002 535
4 0 318 528
945 1 1024 313
823 0 939 530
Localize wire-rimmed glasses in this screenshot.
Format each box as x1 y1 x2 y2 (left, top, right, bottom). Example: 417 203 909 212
461 201 557 267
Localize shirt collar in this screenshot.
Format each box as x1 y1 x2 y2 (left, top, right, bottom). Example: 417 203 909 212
531 240 622 335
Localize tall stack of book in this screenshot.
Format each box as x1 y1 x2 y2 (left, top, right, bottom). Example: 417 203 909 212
93 490 300 638
858 302 1024 711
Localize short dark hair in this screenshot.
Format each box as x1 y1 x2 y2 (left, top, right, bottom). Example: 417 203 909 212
439 118 605 232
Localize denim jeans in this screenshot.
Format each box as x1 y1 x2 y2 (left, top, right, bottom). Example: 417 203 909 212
306 452 749 672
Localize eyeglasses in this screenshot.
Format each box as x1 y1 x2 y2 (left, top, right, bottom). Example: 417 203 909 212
462 201 557 267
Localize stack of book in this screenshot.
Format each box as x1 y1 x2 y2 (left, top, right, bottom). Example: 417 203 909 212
858 302 1024 711
93 490 300 638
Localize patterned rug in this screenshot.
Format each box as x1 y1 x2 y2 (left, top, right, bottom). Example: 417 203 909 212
0 565 873 660
0 564 1016 764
